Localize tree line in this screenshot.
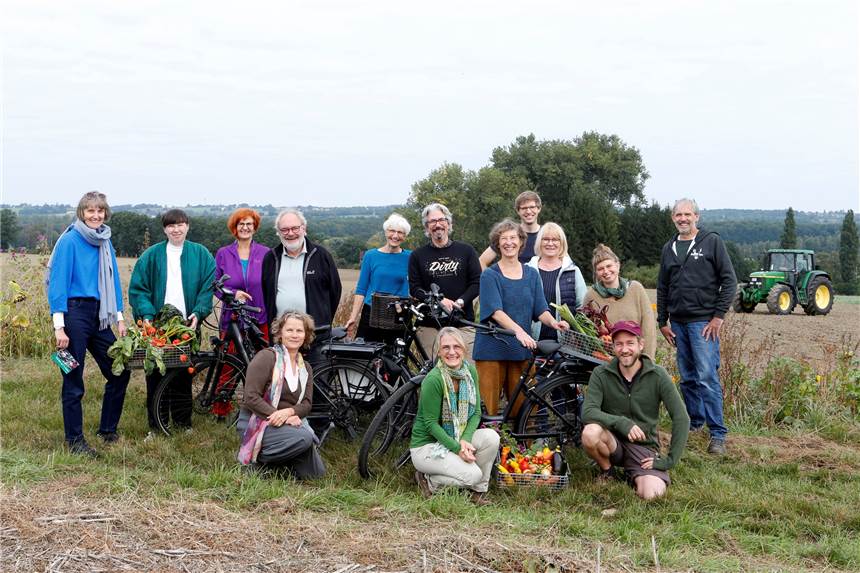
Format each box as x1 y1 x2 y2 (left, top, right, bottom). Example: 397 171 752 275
2 132 857 292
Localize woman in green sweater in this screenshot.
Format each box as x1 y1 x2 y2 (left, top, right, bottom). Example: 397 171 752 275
410 327 499 505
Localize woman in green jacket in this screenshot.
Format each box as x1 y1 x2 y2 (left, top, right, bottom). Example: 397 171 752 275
128 209 215 437
410 327 499 505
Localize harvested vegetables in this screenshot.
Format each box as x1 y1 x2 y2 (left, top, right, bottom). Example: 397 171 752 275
107 304 198 375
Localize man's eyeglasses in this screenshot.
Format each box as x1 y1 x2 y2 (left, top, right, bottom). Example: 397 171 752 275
518 204 539 212
278 225 303 235
426 217 448 226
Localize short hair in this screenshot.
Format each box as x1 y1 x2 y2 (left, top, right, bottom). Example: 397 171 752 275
275 208 307 230
591 243 620 273
515 190 542 210
226 208 262 239
271 311 316 352
672 198 699 215
489 218 526 256
161 209 189 227
435 327 467 358
421 203 453 236
383 212 411 236
76 191 111 222
534 222 569 260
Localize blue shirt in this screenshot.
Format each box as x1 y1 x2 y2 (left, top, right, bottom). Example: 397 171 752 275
472 264 548 361
355 248 411 305
47 226 124 314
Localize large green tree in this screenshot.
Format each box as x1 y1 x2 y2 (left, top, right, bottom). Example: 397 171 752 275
780 207 797 249
839 209 858 294
0 208 21 249
109 211 155 257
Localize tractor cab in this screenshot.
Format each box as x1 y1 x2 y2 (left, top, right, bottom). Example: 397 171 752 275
735 249 833 315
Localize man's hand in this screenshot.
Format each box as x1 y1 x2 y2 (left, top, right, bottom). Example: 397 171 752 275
55 327 70 349
627 424 646 442
702 317 724 341
640 457 654 470
440 298 456 313
458 440 476 463
659 325 676 346
117 320 128 337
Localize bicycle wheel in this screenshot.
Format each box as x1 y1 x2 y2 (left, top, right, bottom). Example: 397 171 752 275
515 375 583 447
152 352 246 435
358 378 421 479
311 360 390 442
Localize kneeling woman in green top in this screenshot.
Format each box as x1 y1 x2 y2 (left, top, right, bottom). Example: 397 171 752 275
410 327 500 504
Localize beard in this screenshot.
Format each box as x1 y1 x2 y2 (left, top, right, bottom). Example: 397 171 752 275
280 235 304 252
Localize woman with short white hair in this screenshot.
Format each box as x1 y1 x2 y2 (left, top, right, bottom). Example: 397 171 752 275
345 212 412 342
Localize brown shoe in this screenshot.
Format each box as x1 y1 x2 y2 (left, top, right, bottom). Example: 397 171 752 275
595 468 615 484
415 471 433 498
469 491 491 506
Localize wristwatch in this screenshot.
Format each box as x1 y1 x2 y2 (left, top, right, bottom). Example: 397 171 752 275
455 298 464 308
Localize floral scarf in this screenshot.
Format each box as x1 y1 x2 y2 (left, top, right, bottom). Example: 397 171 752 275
593 277 629 300
237 346 307 465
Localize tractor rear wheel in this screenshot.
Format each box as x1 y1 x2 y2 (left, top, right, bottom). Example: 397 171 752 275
732 286 757 313
803 277 834 315
766 284 795 315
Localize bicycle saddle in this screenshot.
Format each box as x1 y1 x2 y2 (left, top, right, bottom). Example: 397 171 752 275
536 340 561 357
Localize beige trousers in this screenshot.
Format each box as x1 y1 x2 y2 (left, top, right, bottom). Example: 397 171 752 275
410 428 500 493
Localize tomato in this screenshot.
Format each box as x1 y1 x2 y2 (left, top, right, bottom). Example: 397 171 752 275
181 333 191 341
173 339 181 345
179 354 188 362
187 367 195 374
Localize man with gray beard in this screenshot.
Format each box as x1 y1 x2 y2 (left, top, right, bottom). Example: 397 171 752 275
407 203 482 357
262 208 342 344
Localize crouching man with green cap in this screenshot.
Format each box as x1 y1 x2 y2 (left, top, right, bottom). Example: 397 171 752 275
582 320 689 500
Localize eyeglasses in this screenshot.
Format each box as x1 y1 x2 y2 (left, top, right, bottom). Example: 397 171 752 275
518 204 539 212
387 229 405 236
278 225 303 235
426 217 448 226
237 222 255 228
541 237 560 243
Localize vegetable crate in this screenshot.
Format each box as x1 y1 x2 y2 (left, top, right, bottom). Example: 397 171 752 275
127 345 191 370
558 330 614 363
496 469 569 491
495 445 570 491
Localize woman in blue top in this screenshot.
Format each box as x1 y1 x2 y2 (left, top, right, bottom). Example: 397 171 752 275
472 219 568 416
46 191 130 457
345 213 412 343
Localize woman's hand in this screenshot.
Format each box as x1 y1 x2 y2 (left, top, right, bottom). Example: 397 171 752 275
514 327 536 350
267 407 295 427
345 315 358 338
55 327 70 349
285 415 302 427
235 290 252 303
554 320 569 331
188 314 199 330
117 320 128 337
458 440 477 463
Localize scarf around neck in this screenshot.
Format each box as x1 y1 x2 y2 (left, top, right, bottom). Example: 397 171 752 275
438 360 476 443
593 277 629 300
45 220 119 330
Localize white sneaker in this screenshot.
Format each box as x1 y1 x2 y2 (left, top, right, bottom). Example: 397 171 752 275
144 431 157 443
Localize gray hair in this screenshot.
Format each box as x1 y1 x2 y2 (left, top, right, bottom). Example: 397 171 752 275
672 198 699 215
383 212 411 235
421 203 453 236
274 208 307 230
435 327 467 358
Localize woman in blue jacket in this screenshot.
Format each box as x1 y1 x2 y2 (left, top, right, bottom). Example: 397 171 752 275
46 191 130 457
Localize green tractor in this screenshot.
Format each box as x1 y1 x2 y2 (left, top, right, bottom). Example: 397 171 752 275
733 249 834 315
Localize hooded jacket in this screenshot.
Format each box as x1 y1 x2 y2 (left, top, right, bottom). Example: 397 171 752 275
656 229 736 326
261 239 342 330
583 355 689 471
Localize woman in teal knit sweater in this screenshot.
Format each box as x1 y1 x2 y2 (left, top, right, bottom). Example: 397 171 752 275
410 327 499 505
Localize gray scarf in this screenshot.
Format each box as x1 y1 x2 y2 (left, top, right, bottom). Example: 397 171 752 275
46 220 120 330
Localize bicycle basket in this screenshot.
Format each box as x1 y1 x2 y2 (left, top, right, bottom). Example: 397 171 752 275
557 330 614 363
127 345 191 370
369 293 404 330
496 453 569 491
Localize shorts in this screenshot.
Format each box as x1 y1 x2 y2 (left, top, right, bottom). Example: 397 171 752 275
609 439 671 485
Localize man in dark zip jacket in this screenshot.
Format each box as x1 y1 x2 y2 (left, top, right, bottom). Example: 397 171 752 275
656 198 736 455
261 209 342 355
582 321 689 500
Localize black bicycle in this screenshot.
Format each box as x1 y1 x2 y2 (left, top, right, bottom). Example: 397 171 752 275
357 322 607 479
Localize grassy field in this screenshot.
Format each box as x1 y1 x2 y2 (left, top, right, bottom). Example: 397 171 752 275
2 357 859 572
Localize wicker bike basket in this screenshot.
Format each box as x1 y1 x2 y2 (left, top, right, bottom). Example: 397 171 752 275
369 293 404 330
127 345 191 370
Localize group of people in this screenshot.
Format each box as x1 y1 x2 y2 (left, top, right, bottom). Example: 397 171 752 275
48 189 736 501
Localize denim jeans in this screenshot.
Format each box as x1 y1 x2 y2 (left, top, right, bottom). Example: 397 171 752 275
61 298 131 443
671 320 727 439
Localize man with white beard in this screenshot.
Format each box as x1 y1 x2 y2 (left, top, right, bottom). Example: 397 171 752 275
407 203 482 357
262 208 342 352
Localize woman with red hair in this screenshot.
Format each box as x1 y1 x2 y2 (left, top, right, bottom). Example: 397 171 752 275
215 208 271 338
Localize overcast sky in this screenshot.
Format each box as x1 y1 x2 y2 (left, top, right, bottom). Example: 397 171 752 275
1 0 857 211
